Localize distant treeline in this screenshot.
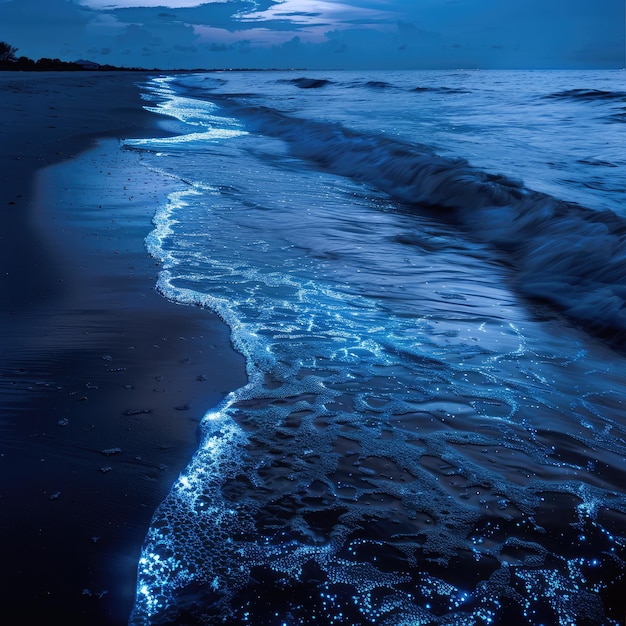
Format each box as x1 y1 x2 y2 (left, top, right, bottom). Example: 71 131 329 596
0 57 142 71
0 41 295 73
0 41 153 72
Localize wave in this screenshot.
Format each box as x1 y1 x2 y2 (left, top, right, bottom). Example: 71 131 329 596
363 80 392 89
545 88 626 101
344 79 397 90
279 77 333 89
610 110 626 123
413 85 469 94
129 76 626 624
577 158 619 167
210 99 626 345
280 77 467 94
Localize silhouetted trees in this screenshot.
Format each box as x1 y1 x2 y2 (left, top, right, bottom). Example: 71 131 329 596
0 40 173 72
0 41 18 63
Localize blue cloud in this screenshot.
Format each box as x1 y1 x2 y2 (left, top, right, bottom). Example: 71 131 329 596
0 0 622 69
0 0 94 61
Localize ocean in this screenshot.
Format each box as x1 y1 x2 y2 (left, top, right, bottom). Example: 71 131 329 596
124 70 626 625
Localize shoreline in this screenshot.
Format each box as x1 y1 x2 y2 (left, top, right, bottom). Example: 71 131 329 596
0 72 247 623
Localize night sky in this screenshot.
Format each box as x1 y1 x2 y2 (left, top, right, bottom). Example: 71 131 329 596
0 0 624 71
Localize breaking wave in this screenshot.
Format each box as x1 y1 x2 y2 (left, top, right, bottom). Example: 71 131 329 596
221 102 626 344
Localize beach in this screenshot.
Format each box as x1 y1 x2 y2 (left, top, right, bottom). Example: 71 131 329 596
2 69 626 625
0 72 247 624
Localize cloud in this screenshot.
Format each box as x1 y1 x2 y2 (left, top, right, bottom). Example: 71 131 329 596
0 0 94 60
243 0 387 22
79 0 223 8
0 0 623 69
210 41 233 51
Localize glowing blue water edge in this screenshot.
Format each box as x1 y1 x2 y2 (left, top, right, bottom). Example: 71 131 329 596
126 72 626 624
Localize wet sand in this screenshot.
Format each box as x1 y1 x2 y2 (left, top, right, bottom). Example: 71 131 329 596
0 72 247 624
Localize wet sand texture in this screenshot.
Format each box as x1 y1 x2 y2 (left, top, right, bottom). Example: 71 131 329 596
0 72 246 624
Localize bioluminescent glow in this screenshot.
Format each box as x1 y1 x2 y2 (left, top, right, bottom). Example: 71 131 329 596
128 71 626 624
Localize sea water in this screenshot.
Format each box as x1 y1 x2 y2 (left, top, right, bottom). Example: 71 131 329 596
125 70 626 625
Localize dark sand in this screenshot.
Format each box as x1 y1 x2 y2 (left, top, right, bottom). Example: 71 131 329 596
0 72 247 624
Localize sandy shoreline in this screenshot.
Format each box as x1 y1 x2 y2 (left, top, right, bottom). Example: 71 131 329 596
0 72 247 624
